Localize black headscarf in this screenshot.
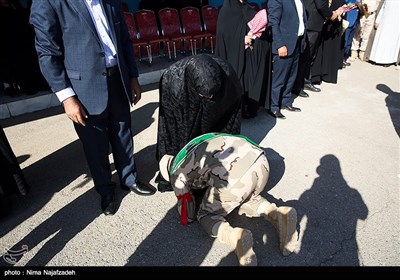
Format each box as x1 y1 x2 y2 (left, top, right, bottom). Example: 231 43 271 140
156 54 242 162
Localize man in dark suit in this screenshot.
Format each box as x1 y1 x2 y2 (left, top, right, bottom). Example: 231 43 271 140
293 0 339 96
30 0 155 216
268 0 307 119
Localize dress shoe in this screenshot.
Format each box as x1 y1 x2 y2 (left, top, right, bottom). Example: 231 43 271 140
297 90 309 98
157 181 174 192
101 192 116 216
282 105 301 112
303 83 321 92
122 181 156 196
270 110 286 119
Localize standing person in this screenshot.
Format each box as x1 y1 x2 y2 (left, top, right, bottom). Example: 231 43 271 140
342 0 361 67
215 0 272 119
311 0 346 84
267 0 307 119
367 0 400 67
349 0 382 62
0 125 30 219
363 0 384 61
156 54 242 192
30 0 155 216
159 133 298 266
293 0 339 97
0 0 48 96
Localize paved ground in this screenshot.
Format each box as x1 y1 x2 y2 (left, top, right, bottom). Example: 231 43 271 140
0 58 399 271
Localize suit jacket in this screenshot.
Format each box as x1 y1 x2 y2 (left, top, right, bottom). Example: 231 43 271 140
303 0 333 32
268 0 307 56
30 0 138 115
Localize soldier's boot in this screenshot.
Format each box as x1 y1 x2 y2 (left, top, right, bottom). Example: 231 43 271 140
262 204 298 256
359 51 366 61
238 201 298 256
349 50 358 62
216 222 257 266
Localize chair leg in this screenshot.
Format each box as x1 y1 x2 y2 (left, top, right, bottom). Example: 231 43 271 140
173 42 177 60
190 39 195 56
137 46 143 62
166 42 172 61
181 40 187 55
193 39 197 55
146 45 152 65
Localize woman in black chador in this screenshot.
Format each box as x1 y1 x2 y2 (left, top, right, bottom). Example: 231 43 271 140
156 54 242 192
215 0 272 118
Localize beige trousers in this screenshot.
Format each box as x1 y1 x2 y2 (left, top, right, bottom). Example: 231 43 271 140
352 14 376 52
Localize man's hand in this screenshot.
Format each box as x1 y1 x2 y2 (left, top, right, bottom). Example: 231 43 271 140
130 77 142 105
62 96 88 126
278 46 288 57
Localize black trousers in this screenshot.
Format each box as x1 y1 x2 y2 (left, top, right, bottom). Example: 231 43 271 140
74 70 136 197
293 30 322 93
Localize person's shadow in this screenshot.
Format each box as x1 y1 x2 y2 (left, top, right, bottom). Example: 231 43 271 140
376 84 400 138
240 109 277 144
0 102 158 266
0 186 100 266
254 154 369 266
125 147 224 266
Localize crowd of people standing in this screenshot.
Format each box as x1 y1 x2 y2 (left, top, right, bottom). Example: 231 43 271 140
215 0 399 119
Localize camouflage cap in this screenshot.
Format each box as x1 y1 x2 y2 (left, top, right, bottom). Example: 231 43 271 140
159 154 174 182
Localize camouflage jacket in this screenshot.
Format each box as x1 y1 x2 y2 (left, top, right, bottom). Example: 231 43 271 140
169 133 265 196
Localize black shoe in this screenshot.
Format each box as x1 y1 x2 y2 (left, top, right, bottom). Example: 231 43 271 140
343 61 351 67
101 192 116 216
297 90 309 98
157 181 174 192
270 110 286 119
282 105 301 112
304 83 321 92
122 181 156 196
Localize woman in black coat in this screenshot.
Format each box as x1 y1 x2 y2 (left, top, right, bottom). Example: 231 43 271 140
156 54 242 192
215 0 272 118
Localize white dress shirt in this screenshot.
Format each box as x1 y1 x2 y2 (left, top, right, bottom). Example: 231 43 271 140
56 0 118 103
294 0 305 37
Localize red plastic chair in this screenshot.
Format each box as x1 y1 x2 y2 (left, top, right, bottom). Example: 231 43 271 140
134 9 171 64
158 7 193 58
123 12 150 62
201 5 218 53
180 6 213 54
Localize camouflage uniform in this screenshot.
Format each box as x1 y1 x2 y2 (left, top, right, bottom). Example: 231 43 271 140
168 133 274 236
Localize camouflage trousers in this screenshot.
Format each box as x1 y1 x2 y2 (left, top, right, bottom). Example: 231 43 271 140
198 154 273 236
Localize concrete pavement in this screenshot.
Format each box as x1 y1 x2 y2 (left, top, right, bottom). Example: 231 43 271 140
0 59 399 268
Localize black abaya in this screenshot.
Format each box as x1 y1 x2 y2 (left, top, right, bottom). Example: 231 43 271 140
156 54 242 191
311 0 346 84
215 0 272 117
